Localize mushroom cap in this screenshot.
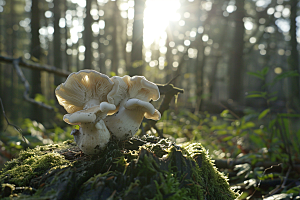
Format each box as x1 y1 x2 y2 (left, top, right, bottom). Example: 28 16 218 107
107 76 129 106
55 70 114 113
122 75 160 102
124 98 161 121
63 102 116 125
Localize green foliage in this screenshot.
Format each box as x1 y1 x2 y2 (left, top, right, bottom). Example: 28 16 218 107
0 93 75 168
152 67 300 198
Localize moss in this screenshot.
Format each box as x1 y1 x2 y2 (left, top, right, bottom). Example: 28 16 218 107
183 143 240 200
0 136 240 199
153 173 192 200
0 143 73 187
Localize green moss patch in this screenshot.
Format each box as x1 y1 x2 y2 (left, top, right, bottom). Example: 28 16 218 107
0 136 240 199
0 142 74 187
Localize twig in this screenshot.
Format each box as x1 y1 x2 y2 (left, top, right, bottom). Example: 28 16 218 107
246 163 282 200
0 97 28 144
166 74 180 85
219 102 240 120
12 58 54 111
263 166 292 198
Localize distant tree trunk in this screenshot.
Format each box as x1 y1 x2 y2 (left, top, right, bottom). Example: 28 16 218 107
165 27 173 82
2 0 14 123
194 36 205 113
208 20 228 101
0 5 2 130
111 0 119 75
194 1 217 112
84 0 92 69
54 0 62 86
228 0 245 104
30 0 43 122
128 0 145 76
97 3 106 74
64 0 70 71
288 0 300 110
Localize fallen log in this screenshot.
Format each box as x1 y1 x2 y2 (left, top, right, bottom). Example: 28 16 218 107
0 135 239 199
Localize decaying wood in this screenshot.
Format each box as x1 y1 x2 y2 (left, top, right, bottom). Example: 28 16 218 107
0 136 239 199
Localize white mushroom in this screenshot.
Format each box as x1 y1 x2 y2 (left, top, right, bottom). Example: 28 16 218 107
104 76 161 139
105 98 161 139
55 70 117 154
66 102 116 155
55 70 114 113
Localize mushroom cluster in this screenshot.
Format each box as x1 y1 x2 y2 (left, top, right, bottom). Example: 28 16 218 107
55 70 161 154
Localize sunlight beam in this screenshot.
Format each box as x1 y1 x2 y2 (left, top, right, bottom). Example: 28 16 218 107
143 0 181 47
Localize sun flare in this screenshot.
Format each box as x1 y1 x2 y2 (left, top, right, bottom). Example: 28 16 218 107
143 0 181 47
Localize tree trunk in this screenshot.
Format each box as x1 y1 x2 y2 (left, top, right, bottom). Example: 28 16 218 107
128 0 145 76
54 0 62 86
208 20 228 101
165 28 173 83
288 0 300 110
228 0 245 104
30 0 43 123
84 0 93 69
111 0 119 75
97 3 106 74
194 37 205 113
194 1 217 112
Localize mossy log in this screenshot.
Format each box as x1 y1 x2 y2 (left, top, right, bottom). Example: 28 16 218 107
0 135 240 199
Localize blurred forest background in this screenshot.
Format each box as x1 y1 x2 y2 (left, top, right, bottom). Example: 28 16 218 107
1 0 300 199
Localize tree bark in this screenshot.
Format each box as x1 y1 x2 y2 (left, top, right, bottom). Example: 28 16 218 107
194 1 217 112
128 0 145 76
84 0 93 69
165 28 173 83
30 0 43 122
53 0 62 86
288 0 300 110
228 1 245 104
111 0 119 75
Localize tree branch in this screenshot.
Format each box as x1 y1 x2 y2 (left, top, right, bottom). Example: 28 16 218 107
12 58 54 111
0 97 28 143
143 84 184 136
0 56 70 78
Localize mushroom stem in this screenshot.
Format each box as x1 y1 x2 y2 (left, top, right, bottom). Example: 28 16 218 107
104 98 160 140
104 106 144 139
74 120 110 155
